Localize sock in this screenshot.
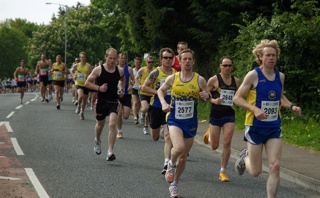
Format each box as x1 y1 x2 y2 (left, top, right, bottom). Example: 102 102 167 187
107 149 113 155
165 158 169 165
117 128 122 132
169 160 176 167
220 168 225 173
171 181 178 186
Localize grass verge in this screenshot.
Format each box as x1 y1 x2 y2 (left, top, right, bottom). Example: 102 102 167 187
197 100 320 152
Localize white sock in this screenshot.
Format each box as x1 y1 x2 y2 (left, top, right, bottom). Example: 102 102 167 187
171 181 178 186
169 160 176 167
220 168 225 173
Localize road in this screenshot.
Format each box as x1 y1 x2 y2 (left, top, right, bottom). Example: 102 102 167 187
0 92 319 198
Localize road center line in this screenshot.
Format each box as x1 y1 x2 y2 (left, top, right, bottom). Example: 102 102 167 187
6 111 15 119
16 105 23 109
10 138 24 155
25 168 50 198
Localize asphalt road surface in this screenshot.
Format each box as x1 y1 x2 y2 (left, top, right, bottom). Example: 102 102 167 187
0 92 319 198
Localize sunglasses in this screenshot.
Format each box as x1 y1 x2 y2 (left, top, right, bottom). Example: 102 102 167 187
148 61 154 64
221 64 233 67
162 56 174 60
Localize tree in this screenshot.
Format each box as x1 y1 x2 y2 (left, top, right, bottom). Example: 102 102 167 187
230 1 320 112
29 5 110 67
0 24 28 78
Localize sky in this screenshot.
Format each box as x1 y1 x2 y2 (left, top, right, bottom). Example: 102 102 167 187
0 0 91 25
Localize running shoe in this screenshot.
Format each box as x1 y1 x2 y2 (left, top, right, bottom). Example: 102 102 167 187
80 111 84 120
134 118 139 125
140 115 145 125
165 163 175 183
143 126 149 135
74 101 78 106
45 99 49 103
41 99 44 102
94 140 101 155
239 148 248 158
219 172 229 182
169 185 179 198
117 132 123 139
235 148 248 175
56 105 60 110
106 152 116 161
161 162 168 175
203 128 210 144
75 105 80 114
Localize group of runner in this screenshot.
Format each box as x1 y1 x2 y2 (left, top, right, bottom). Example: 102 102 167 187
0 72 38 94
7 39 302 198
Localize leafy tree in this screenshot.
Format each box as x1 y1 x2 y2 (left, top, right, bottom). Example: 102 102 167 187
5 18 39 39
0 24 28 78
30 5 109 68
230 0 320 112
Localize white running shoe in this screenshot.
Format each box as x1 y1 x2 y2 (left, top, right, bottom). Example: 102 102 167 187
235 148 248 175
143 126 149 135
94 140 101 155
75 105 80 114
169 185 179 198
80 111 84 120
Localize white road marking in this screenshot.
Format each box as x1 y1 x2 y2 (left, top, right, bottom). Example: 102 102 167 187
25 168 50 198
0 121 13 132
16 105 23 109
10 138 24 155
26 101 30 104
31 99 37 101
0 176 21 180
6 111 15 119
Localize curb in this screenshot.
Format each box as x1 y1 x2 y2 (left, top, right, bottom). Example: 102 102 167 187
194 133 320 194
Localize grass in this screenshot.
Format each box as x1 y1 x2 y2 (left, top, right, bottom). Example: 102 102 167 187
197 100 320 152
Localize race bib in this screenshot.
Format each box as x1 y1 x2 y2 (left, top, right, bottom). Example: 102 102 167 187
40 69 47 75
220 89 235 106
18 75 24 82
261 100 279 121
55 71 62 80
175 101 194 119
78 73 86 81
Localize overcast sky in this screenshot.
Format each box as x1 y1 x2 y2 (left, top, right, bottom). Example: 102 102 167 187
0 0 91 25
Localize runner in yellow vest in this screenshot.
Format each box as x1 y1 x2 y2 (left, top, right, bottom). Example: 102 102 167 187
71 52 92 120
134 55 156 134
51 55 68 110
